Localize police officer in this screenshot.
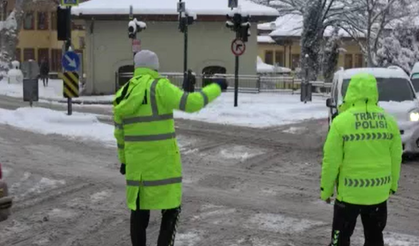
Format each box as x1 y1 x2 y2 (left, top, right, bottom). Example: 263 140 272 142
113 50 227 246
321 73 402 246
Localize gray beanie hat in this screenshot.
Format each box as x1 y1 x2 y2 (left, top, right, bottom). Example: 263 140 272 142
134 50 160 70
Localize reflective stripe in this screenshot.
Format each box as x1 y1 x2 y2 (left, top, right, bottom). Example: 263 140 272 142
122 113 173 125
143 177 182 186
344 176 391 188
200 91 209 107
114 122 123 130
126 177 182 187
117 144 124 150
127 180 141 186
124 132 176 142
342 132 394 141
179 92 189 111
150 79 159 115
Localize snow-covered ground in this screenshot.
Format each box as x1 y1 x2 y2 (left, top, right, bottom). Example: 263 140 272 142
175 92 328 128
0 79 113 102
0 107 116 147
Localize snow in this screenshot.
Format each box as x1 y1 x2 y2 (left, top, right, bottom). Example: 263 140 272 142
411 62 419 76
256 56 291 74
341 67 410 80
0 12 17 31
257 35 275 43
264 14 353 38
247 213 326 233
0 79 113 102
0 107 116 147
72 0 279 17
219 145 264 161
174 92 327 128
6 69 23 84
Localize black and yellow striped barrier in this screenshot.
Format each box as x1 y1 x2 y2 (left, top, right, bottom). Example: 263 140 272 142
61 72 79 98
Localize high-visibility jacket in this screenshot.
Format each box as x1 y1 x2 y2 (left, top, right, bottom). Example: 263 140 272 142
113 68 221 210
321 73 402 205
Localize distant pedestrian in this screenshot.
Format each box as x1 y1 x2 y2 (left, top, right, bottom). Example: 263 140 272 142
321 73 402 246
39 58 49 87
113 50 228 246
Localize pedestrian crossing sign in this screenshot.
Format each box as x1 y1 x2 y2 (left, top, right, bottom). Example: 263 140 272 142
61 0 79 7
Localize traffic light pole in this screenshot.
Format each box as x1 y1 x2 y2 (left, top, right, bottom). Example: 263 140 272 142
234 32 239 107
183 22 188 84
66 6 72 116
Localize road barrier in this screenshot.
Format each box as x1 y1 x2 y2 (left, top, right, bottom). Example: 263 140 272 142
115 72 332 97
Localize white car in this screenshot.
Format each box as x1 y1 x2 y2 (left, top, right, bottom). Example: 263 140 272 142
410 62 419 94
326 67 419 155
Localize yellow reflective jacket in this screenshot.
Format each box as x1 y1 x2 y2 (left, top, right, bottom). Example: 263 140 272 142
113 68 221 210
321 73 402 205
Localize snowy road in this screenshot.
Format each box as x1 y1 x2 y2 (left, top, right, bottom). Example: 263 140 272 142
1 113 419 245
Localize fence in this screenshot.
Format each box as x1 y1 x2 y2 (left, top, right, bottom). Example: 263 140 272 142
115 72 332 96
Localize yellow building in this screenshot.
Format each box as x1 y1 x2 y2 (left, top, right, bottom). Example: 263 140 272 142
257 15 366 74
2 0 86 74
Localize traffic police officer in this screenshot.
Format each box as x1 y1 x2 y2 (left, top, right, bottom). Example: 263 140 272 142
113 50 227 246
321 73 402 246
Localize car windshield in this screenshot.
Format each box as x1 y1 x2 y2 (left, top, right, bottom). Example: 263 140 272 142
342 77 416 102
411 74 419 92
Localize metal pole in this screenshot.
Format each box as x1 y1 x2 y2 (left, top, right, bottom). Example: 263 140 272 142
234 55 239 107
66 6 72 115
184 23 188 76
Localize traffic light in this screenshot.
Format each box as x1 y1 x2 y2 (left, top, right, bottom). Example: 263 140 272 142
225 10 251 42
179 12 195 33
57 7 71 41
128 18 147 39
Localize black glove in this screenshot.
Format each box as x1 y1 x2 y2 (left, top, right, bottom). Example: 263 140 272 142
120 163 126 175
390 189 396 195
214 80 228 91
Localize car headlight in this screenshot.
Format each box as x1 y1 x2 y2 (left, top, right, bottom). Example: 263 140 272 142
410 110 419 121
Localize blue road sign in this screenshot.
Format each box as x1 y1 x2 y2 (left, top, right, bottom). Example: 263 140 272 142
62 0 79 7
229 0 238 8
62 51 80 72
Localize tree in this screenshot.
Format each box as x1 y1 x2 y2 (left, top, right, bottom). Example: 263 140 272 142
337 0 416 66
322 26 341 82
376 21 419 73
0 0 58 77
253 0 345 80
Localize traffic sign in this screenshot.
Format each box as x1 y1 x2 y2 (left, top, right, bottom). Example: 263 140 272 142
62 51 80 72
132 39 141 53
61 72 79 98
61 0 79 7
231 38 246 56
229 0 238 8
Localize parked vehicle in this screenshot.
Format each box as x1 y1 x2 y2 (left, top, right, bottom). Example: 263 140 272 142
0 163 12 222
410 62 419 93
326 66 419 154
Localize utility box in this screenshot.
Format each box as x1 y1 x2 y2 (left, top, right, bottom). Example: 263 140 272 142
21 60 40 105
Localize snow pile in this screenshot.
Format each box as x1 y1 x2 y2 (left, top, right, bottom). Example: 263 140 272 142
0 107 116 146
72 0 279 17
257 35 275 43
174 92 327 128
257 56 291 74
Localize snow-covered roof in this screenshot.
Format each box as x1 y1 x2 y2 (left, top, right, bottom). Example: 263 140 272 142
259 14 353 38
72 0 279 17
257 35 275 44
340 67 410 80
257 56 291 73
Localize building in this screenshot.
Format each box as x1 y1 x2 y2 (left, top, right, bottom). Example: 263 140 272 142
257 14 366 75
72 0 279 95
1 0 87 75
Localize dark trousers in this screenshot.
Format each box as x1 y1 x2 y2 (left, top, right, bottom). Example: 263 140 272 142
130 195 181 246
41 75 48 86
330 200 387 246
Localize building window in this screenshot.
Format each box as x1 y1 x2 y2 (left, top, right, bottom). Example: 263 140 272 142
51 49 62 72
15 48 21 63
23 12 35 30
344 54 353 69
37 12 48 30
79 36 85 49
51 11 57 30
265 50 274 65
291 54 300 70
38 48 49 64
23 48 35 61
354 54 364 68
275 51 284 67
